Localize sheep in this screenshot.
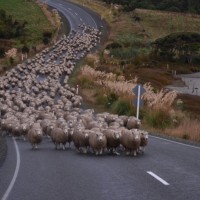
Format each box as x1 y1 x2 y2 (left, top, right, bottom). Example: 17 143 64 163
126 116 141 130
27 126 43 149
103 128 121 155
89 131 107 155
50 127 69 150
138 130 148 154
120 128 141 156
72 127 89 153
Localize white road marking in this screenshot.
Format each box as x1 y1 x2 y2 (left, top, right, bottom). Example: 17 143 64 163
147 171 169 186
75 12 78 15
68 8 72 11
150 135 200 150
80 18 83 21
2 138 21 200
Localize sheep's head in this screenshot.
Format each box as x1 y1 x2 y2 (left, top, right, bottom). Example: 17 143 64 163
96 132 104 142
114 131 121 140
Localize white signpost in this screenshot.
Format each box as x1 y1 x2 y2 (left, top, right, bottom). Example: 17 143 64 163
132 84 146 119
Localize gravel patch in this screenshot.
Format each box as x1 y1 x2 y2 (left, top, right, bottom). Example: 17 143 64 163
166 72 200 96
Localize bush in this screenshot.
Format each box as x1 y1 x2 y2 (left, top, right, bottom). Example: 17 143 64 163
95 93 107 105
144 109 173 130
43 31 52 38
21 45 29 54
0 47 5 58
43 37 50 45
111 99 133 115
78 77 94 88
106 42 122 49
105 92 118 108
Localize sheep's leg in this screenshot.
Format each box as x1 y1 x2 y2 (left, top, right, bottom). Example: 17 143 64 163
126 150 130 156
113 148 120 156
83 147 87 154
133 150 137 157
100 149 103 155
62 144 65 150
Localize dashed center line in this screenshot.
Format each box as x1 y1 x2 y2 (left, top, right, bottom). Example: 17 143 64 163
147 171 170 186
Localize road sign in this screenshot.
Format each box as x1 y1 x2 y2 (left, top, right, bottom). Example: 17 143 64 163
132 84 146 96
132 84 146 119
133 99 144 107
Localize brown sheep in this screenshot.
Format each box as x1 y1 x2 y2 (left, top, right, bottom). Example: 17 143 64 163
89 131 107 155
103 128 121 155
27 127 43 149
126 116 141 130
72 127 89 153
120 128 141 156
138 130 148 154
50 127 68 150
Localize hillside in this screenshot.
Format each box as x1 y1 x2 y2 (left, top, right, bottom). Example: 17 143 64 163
102 0 200 14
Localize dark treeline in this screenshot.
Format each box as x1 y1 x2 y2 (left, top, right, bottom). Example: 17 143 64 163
0 9 27 39
102 0 200 14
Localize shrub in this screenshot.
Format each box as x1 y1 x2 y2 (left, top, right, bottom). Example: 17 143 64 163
144 109 173 130
43 37 50 45
78 77 94 88
0 47 5 58
21 45 29 54
105 92 118 108
111 99 133 115
95 93 107 105
105 42 122 49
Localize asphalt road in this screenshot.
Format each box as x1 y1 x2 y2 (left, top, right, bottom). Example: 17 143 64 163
0 136 200 200
1 1 200 200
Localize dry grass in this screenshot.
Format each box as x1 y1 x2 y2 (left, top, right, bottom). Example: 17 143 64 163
135 9 200 40
165 117 200 142
80 65 177 110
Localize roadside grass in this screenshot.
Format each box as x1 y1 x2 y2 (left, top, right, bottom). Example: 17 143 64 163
135 9 200 40
164 117 200 142
0 0 55 47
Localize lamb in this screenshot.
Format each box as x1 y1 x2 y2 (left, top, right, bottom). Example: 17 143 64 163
89 131 107 155
120 128 141 156
27 125 43 149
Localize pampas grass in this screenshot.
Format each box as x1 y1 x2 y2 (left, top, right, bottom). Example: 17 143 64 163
80 65 177 110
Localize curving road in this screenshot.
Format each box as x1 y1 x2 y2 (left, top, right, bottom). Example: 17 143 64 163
1 1 200 200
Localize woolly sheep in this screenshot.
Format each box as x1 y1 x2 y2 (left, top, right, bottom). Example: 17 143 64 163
89 131 107 155
27 126 43 149
103 128 121 155
120 128 141 156
50 127 69 150
126 116 141 130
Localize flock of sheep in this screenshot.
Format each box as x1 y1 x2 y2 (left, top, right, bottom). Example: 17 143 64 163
0 25 148 156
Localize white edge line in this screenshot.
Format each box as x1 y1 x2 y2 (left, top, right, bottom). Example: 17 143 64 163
147 171 169 186
2 138 20 200
150 135 200 150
